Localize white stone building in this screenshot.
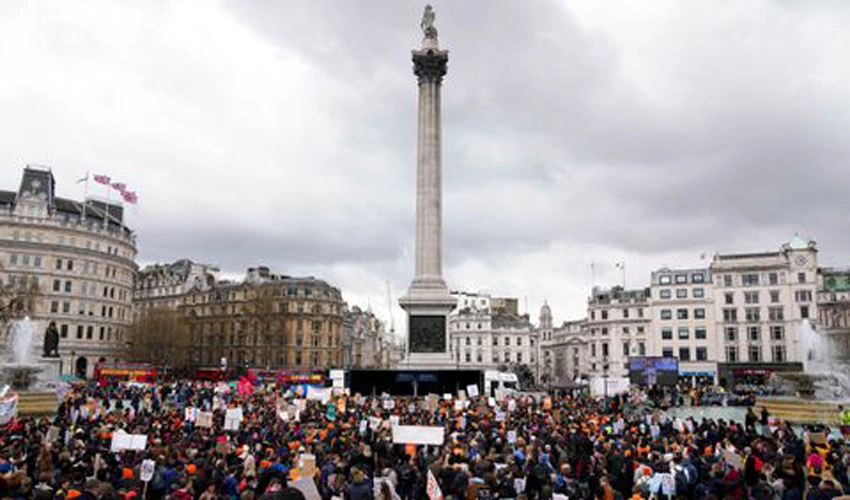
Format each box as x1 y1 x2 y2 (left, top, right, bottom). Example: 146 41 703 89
0 166 138 377
711 237 818 385
543 318 588 387
649 267 716 385
449 291 539 378
133 259 219 319
342 306 393 369
586 286 650 378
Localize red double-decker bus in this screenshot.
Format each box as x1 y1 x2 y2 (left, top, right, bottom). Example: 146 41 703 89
248 368 327 386
93 362 158 383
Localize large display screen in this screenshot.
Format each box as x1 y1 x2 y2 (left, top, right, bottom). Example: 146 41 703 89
628 356 679 386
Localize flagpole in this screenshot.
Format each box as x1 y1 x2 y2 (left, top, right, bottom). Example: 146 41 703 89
83 171 89 221
103 180 110 230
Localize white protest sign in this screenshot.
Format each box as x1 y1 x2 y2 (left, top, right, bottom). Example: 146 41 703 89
443 393 452 400
660 473 675 496
359 420 368 434
224 407 243 431
307 387 331 403
389 415 400 427
466 384 479 398
110 431 148 452
196 411 213 428
454 400 464 412
184 407 197 422
488 397 496 407
507 430 517 444
140 459 155 482
392 425 445 445
383 399 395 410
290 477 322 500
496 411 506 422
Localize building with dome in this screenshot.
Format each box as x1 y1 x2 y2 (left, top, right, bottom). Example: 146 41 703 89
0 166 138 377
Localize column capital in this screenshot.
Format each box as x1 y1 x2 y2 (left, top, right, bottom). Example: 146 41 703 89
412 49 448 85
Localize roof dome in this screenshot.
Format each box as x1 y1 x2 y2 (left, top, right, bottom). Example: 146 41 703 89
788 234 808 250
540 301 552 317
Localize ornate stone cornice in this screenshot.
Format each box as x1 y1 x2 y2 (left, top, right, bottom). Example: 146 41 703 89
412 49 448 85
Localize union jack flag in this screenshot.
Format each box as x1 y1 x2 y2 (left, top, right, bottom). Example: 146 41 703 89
121 191 138 205
93 174 110 185
111 182 127 193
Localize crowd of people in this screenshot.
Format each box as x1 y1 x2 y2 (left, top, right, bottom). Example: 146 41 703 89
1 379 849 500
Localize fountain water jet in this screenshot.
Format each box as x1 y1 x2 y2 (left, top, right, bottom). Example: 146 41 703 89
2 317 55 391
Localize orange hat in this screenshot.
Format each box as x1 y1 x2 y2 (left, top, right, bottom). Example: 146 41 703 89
68 490 82 498
187 464 197 474
123 467 134 479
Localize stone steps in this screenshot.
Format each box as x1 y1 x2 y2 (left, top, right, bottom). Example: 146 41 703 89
754 397 844 425
17 391 58 415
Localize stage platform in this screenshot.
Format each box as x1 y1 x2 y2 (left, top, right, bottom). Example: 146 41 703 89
346 369 483 396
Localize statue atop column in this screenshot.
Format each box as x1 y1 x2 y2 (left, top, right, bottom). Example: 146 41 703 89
42 321 60 357
421 5 438 40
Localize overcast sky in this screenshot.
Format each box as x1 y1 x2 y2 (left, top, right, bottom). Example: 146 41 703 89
1 1 849 334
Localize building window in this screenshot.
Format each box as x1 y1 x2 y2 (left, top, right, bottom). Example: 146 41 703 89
55 258 62 270
50 301 59 313
66 260 73 271
638 308 644 318
53 280 61 292
724 292 734 305
747 326 760 341
622 308 629 319
623 342 630 357
62 302 70 313
659 289 672 299
661 309 672 320
659 275 672 285
692 273 705 283
769 272 778 285
742 273 760 286
675 289 687 299
693 288 705 298
794 290 812 302
661 328 673 340
696 347 708 361
724 275 733 287
601 343 609 357
516 337 522 346
768 307 784 321
662 347 674 358
744 291 759 304
678 327 689 339
638 342 646 356
726 346 738 362
33 255 42 267
465 352 471 363
517 352 523 363
679 347 690 361
493 336 498 346
64 281 72 293
745 307 760 322
601 327 608 336
748 345 761 362
798 272 806 284
724 308 738 322
591 344 596 357
601 310 608 320
695 327 707 340
675 274 687 284
60 324 68 338
770 290 780 303
677 309 688 320
76 326 83 339
770 325 784 341
772 345 786 362
694 308 706 319
800 306 810 319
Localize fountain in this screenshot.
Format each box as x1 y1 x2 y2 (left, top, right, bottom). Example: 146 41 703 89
1 318 62 414
756 320 850 425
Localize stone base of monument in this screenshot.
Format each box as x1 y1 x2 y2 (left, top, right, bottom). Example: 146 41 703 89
406 352 457 370
17 391 59 415
754 396 846 426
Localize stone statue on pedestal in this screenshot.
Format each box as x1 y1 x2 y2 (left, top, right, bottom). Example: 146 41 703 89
421 5 437 40
42 321 59 358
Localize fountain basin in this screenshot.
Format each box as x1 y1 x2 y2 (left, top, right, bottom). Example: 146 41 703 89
754 396 847 426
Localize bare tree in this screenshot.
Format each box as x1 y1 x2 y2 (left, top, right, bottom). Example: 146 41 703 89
127 308 190 368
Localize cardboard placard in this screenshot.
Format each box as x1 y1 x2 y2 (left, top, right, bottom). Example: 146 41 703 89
466 384 479 398
140 459 155 482
392 425 445 445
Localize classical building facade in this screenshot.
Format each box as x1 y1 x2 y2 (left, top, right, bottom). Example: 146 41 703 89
449 291 540 378
648 267 716 385
586 286 650 378
711 237 817 384
817 268 850 363
133 259 218 318
342 306 392 369
180 266 344 370
0 166 137 377
543 318 588 387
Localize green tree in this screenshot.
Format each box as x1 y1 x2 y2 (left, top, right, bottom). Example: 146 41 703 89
127 308 190 368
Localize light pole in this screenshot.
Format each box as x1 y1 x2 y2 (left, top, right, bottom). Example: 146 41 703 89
602 356 610 399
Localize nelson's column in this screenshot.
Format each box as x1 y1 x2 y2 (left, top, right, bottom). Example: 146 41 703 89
399 5 457 369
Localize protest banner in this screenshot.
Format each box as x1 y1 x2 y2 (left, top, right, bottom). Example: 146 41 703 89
196 411 213 428
307 387 331 403
110 431 147 452
392 425 445 445
466 384 479 398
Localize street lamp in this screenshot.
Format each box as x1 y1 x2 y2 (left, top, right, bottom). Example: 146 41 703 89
602 356 610 399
